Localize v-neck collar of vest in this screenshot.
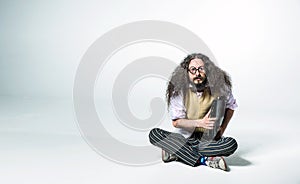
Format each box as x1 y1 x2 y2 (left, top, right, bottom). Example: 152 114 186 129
188 84 203 98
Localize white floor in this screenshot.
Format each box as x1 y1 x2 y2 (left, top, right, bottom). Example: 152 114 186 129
1 96 299 184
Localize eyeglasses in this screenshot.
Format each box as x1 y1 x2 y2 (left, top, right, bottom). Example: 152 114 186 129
188 66 205 74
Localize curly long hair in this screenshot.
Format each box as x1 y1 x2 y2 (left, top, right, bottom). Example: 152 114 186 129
166 53 232 107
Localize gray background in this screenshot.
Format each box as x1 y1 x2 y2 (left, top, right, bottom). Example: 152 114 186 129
1 0 300 184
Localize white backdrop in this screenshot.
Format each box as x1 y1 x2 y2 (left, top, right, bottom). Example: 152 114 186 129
1 0 300 184
1 0 300 110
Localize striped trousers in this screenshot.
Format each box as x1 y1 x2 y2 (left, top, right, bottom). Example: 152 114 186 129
149 128 238 167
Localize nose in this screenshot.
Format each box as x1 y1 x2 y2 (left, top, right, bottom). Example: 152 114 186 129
195 70 201 76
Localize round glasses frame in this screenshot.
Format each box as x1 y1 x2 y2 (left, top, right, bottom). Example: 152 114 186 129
188 66 205 74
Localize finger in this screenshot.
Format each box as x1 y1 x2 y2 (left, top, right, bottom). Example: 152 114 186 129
208 120 215 124
206 125 214 129
205 120 215 125
208 122 215 126
204 120 214 125
205 122 214 128
208 117 217 121
205 109 211 118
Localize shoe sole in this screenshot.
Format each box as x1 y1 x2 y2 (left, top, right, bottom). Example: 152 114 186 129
219 157 228 171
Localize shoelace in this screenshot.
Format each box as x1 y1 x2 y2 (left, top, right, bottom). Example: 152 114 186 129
206 157 220 168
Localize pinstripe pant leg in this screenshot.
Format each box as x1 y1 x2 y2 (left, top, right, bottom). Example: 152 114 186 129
149 128 200 167
198 137 238 157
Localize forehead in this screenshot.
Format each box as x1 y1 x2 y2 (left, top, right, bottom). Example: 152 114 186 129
189 58 204 67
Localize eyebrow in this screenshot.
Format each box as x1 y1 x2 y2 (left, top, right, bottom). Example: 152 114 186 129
189 66 204 68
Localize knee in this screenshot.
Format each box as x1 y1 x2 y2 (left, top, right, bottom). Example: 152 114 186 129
231 138 238 151
148 128 161 144
149 128 160 138
225 137 238 155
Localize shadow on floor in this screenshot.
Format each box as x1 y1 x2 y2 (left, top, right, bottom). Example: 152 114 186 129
226 154 252 166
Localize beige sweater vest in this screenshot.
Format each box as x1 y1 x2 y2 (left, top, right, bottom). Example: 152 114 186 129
184 89 215 132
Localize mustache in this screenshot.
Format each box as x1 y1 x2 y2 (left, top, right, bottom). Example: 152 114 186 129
193 76 204 80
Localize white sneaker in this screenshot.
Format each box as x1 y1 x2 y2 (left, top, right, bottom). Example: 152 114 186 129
205 156 228 171
162 149 177 163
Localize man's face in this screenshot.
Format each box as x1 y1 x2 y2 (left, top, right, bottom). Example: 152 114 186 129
188 58 206 85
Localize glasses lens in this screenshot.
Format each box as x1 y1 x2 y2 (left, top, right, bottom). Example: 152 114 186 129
189 67 197 74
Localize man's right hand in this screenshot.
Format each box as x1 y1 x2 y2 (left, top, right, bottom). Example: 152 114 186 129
196 110 216 129
172 110 216 130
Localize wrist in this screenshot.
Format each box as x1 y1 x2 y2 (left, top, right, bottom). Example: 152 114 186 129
193 119 199 128
219 126 225 134
193 119 202 128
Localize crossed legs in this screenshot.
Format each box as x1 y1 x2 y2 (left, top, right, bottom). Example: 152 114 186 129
149 128 238 166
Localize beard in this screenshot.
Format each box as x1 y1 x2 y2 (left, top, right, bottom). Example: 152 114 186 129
190 76 208 92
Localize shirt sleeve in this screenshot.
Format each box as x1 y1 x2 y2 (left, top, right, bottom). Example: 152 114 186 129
169 93 187 121
226 92 238 110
